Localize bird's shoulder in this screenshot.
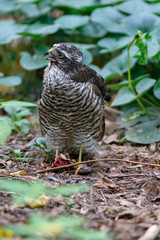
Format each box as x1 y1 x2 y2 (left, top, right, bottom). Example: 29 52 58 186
69 64 106 99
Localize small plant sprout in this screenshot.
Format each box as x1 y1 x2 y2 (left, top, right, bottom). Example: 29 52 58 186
0 101 37 145
5 146 33 162
127 31 152 120
27 137 53 156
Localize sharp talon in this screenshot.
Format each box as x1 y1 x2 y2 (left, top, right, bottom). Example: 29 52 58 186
72 159 77 163
55 149 59 158
74 146 83 174
75 164 83 175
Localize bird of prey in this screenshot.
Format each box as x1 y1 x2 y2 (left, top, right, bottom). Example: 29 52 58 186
38 43 106 173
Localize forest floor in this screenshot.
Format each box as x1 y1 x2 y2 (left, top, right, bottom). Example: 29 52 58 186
0 111 160 240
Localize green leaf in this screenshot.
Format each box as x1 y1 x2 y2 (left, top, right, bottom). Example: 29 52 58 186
6 213 112 240
107 75 148 90
4 105 30 119
79 21 107 38
0 20 26 44
20 2 51 17
67 228 112 240
52 0 98 9
1 179 89 205
20 51 48 70
135 78 156 96
116 0 152 14
117 0 160 15
0 116 12 128
0 76 22 86
91 6 124 33
134 31 152 65
101 47 137 79
153 79 160 99
0 180 47 205
15 119 30 135
68 43 95 50
0 120 12 145
36 137 47 148
101 0 125 4
98 36 130 53
117 107 159 129
55 15 89 29
49 184 90 197
125 118 160 144
111 78 156 106
0 0 19 13
17 0 38 3
81 50 93 65
111 87 136 106
120 12 159 36
148 26 160 58
0 101 37 108
21 22 59 37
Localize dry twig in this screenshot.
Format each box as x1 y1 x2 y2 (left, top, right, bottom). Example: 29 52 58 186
34 158 160 174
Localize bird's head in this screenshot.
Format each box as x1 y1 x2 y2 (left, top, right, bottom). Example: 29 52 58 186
44 43 83 72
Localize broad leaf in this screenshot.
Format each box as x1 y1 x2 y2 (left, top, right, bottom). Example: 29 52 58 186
81 50 93 65
125 119 160 144
107 75 148 90
55 15 89 29
111 87 136 106
20 2 51 17
117 106 159 128
153 79 160 99
20 51 48 70
0 101 37 108
91 6 124 26
147 26 160 57
0 20 26 44
69 43 96 50
91 6 125 33
111 78 156 106
135 78 156 96
98 36 130 53
79 21 107 38
0 120 12 145
101 47 137 79
0 76 21 86
117 0 160 15
116 0 153 14
120 12 160 36
0 0 19 13
21 22 59 37
101 0 125 4
52 0 98 9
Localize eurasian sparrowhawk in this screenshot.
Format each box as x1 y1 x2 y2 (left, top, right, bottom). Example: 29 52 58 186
38 43 107 169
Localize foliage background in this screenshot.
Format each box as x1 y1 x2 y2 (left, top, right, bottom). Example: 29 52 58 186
0 0 160 144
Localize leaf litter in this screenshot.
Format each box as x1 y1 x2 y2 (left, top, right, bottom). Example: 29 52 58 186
0 113 160 239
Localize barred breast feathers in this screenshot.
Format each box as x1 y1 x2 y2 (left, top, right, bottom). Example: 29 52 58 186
42 64 101 105
38 65 105 153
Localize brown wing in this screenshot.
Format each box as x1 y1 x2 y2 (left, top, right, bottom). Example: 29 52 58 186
69 63 107 99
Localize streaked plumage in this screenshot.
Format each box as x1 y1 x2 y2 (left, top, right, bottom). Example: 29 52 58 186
38 43 106 156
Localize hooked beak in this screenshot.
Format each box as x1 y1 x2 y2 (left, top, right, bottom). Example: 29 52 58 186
44 48 57 63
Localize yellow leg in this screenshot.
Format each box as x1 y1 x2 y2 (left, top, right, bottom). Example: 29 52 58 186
75 147 83 175
55 148 59 158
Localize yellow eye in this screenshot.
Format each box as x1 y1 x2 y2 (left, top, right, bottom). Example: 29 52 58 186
57 52 64 58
